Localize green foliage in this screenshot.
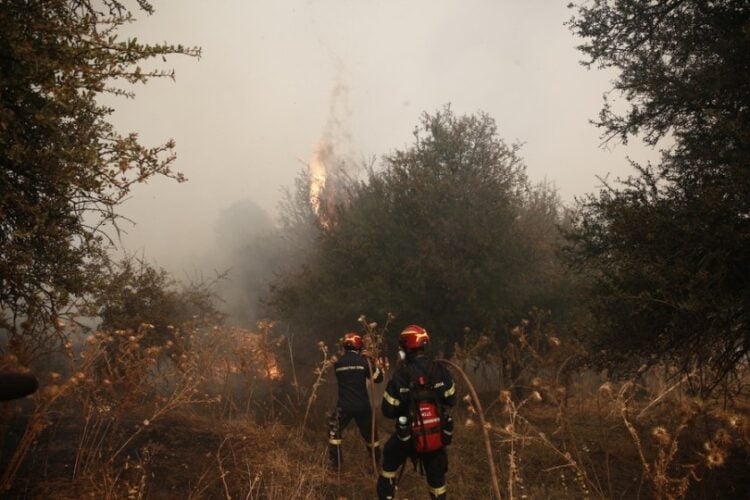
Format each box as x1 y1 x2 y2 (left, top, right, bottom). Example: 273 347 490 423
94 257 224 345
566 1 750 390
0 1 199 348
270 106 571 351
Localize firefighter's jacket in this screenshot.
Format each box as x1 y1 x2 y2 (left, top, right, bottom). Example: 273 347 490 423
381 355 456 420
334 350 383 413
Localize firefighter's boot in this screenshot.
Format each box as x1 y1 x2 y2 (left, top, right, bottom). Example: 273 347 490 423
428 483 447 500
376 471 397 500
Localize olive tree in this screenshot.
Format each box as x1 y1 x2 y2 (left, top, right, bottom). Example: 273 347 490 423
0 0 199 358
566 1 750 391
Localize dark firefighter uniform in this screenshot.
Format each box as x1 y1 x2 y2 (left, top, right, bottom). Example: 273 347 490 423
377 355 456 500
329 349 384 468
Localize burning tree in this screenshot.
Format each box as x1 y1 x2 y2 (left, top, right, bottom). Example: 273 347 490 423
270 105 572 351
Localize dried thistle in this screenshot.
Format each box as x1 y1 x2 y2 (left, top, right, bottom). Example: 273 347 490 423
300 341 332 434
651 426 670 447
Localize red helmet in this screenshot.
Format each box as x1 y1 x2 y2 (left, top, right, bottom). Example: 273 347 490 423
342 332 364 350
399 325 430 350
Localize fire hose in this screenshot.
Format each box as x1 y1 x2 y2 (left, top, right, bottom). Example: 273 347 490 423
365 356 380 477
434 359 502 500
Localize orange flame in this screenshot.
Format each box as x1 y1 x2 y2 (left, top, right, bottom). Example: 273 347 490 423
212 328 283 381
308 143 334 230
266 362 282 380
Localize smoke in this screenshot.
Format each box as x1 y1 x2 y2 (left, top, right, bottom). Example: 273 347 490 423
321 79 354 157
181 199 281 327
307 75 359 228
200 80 358 324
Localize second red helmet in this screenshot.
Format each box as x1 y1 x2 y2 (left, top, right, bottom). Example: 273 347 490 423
343 332 364 350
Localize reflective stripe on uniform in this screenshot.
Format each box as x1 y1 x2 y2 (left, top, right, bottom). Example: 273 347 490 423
381 470 398 479
328 438 342 445
372 367 381 379
383 391 400 406
336 365 365 372
429 484 447 496
444 382 456 398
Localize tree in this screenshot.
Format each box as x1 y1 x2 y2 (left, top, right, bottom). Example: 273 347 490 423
94 257 224 345
566 1 750 391
0 0 199 357
269 106 570 352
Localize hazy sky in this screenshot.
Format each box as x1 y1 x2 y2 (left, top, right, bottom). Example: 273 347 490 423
111 0 658 273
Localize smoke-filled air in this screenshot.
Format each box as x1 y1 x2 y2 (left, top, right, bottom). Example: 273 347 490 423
1 1 749 499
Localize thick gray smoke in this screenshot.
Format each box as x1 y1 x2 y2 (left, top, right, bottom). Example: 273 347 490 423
191 199 284 326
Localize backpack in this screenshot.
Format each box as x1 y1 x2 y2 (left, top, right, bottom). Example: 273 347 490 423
404 364 444 453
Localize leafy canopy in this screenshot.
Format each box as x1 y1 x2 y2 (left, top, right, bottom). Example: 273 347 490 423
270 106 570 351
0 0 199 352
566 0 750 390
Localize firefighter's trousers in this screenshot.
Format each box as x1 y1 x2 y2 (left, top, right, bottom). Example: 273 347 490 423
328 407 380 468
376 432 447 500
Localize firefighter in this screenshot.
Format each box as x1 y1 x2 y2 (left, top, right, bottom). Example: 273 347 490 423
376 325 456 500
328 332 384 469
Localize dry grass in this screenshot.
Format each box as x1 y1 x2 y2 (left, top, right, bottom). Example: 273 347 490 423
2 316 749 499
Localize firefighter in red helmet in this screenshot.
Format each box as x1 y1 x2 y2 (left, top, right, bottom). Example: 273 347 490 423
377 325 456 500
328 332 384 470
